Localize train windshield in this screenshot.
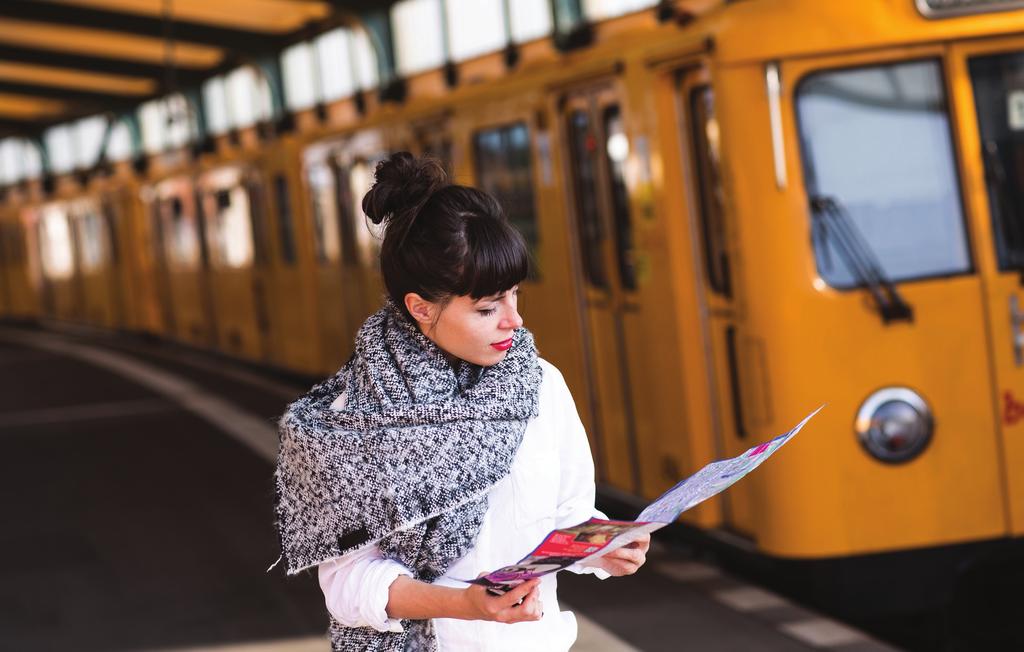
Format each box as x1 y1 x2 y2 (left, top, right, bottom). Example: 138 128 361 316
796 59 972 288
969 51 1024 271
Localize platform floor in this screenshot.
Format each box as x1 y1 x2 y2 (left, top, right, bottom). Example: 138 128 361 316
0 325 900 652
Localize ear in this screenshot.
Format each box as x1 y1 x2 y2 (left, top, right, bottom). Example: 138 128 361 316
404 292 434 327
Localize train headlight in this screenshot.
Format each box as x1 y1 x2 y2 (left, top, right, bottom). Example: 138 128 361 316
855 388 933 463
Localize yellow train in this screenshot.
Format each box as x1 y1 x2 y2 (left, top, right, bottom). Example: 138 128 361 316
3 0 1024 619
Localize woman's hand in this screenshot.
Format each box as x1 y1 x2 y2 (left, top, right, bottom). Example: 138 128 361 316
587 534 650 576
460 579 544 623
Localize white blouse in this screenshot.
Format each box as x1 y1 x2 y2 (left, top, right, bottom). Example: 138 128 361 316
318 357 609 651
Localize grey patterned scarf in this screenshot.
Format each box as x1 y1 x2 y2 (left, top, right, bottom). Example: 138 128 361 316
274 299 542 651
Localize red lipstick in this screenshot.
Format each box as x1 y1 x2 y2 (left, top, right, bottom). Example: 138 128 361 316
491 338 513 351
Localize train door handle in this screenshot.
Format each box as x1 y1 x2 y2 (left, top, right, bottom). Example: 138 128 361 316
1011 294 1024 367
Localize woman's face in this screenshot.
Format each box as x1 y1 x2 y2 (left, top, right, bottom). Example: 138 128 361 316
406 286 523 367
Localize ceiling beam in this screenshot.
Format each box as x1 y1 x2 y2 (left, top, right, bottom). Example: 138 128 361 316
0 117 54 136
0 82 145 108
0 1 289 55
0 44 210 87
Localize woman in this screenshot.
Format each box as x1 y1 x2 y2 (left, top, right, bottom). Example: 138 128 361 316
274 152 649 651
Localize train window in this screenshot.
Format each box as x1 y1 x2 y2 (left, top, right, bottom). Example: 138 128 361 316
347 158 385 268
689 86 731 297
307 163 342 265
330 160 360 267
391 0 445 77
314 30 356 103
77 207 107 272
473 122 540 275
602 105 637 291
273 174 297 265
208 186 254 269
247 179 271 267
167 195 201 270
796 59 971 288
566 109 608 289
509 0 552 42
969 52 1024 271
40 207 74 280
583 0 659 21
447 0 505 62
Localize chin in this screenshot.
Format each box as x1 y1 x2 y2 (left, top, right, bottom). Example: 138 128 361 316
476 350 509 367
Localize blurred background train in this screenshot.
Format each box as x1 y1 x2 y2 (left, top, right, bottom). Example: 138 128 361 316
2 0 1023 639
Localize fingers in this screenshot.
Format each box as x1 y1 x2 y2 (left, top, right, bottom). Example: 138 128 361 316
500 585 543 623
602 544 647 575
520 586 544 620
500 578 539 608
603 558 641 576
467 579 541 622
609 546 646 565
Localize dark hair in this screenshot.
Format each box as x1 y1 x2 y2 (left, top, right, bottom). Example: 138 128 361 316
362 151 529 322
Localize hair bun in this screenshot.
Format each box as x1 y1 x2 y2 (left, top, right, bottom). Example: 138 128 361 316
362 151 448 228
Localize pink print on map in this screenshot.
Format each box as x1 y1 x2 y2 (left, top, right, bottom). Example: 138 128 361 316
748 442 772 457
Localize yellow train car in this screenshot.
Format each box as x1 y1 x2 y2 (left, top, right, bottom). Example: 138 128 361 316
5 0 1024 623
277 0 1024 614
279 5 729 526
639 0 1024 613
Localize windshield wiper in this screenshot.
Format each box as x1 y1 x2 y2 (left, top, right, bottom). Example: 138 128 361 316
809 195 914 324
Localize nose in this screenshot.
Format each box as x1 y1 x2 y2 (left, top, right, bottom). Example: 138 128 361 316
500 305 523 331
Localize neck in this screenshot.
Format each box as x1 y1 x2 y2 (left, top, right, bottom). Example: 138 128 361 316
416 322 462 370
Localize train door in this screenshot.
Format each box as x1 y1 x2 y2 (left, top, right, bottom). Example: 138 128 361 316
70 198 118 328
675 67 753 534
778 47 1005 552
145 191 177 336
954 36 1024 536
336 139 389 342
152 178 213 347
98 195 128 328
558 83 642 492
465 98 594 453
261 147 319 374
38 202 80 321
197 166 264 360
303 139 361 371
303 131 389 373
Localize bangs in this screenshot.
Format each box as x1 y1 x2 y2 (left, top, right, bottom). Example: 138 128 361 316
455 216 530 299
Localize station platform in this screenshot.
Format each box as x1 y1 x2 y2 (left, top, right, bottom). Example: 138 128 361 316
0 324 901 652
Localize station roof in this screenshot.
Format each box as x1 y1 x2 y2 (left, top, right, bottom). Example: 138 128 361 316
0 0 396 137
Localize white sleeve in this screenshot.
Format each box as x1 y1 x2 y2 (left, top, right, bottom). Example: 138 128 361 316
318 545 414 632
550 366 611 579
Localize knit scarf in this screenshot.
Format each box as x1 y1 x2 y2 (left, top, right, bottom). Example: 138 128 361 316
274 299 543 651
